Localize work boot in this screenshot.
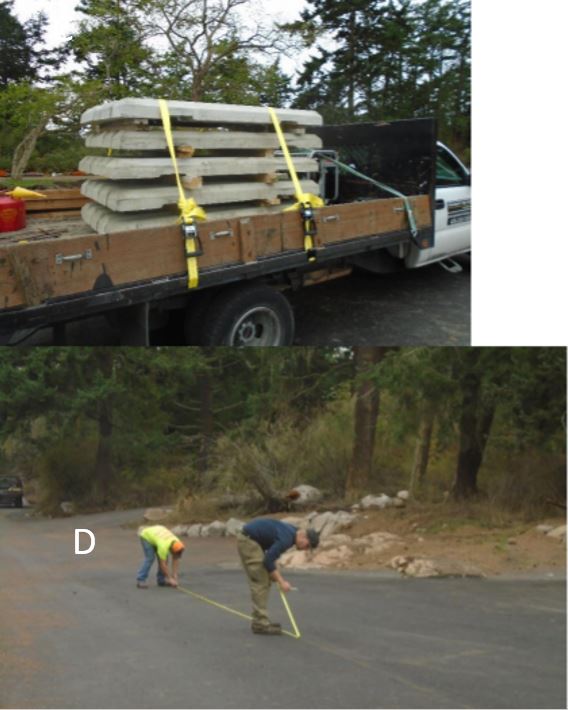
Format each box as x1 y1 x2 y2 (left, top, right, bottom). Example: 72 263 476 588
136 582 148 589
251 622 282 635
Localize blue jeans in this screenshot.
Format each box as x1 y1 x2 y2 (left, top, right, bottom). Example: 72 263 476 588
137 538 166 584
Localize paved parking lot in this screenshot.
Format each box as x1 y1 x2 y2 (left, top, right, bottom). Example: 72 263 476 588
1 506 564 709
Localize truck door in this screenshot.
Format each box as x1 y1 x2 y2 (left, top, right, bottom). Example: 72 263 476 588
406 142 471 268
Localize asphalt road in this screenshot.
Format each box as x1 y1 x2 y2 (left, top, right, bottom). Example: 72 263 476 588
2 506 564 709
14 256 470 346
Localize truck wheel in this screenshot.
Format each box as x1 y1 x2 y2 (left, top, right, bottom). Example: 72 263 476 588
15 496 23 508
198 284 295 346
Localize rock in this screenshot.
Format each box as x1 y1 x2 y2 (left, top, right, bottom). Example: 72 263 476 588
312 545 353 567
546 525 566 541
225 518 245 536
319 534 353 550
281 516 307 526
536 524 554 533
396 490 410 501
60 501 75 515
354 532 401 554
143 507 173 522
390 555 408 571
360 494 393 510
390 555 484 578
392 497 405 508
186 524 202 537
310 510 356 538
201 520 226 537
286 484 322 508
310 511 335 534
280 550 312 568
171 524 189 537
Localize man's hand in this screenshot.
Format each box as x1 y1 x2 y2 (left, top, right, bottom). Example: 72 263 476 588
279 579 292 593
165 575 178 588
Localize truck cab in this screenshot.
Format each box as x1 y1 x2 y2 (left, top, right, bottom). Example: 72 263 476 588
405 141 471 268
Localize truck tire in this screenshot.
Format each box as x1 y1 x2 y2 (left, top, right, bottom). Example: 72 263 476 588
15 496 23 508
198 283 295 346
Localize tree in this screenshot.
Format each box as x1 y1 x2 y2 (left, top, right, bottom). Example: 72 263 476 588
453 349 496 499
289 0 471 152
0 348 204 505
0 1 58 86
345 347 387 497
70 0 154 99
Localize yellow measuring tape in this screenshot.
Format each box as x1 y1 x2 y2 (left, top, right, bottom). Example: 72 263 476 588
177 584 301 639
159 99 207 289
268 107 324 263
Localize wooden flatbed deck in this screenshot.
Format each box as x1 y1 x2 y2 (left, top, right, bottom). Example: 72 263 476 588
0 194 432 336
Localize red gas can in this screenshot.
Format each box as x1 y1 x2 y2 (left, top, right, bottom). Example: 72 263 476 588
0 195 26 233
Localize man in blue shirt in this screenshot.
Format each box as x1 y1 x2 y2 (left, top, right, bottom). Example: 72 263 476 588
237 518 319 635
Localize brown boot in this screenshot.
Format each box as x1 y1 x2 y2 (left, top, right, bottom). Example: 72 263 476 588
251 622 282 635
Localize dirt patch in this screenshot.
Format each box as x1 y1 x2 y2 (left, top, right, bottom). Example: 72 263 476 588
342 507 566 575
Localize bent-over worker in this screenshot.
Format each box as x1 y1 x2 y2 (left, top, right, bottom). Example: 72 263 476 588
237 518 319 635
136 525 185 589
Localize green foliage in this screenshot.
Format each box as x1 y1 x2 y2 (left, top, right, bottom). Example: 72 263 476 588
35 429 98 514
0 347 564 520
70 0 154 99
0 1 60 86
290 0 470 148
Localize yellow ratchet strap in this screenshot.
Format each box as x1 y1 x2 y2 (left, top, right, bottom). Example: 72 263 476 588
268 107 324 263
159 98 207 289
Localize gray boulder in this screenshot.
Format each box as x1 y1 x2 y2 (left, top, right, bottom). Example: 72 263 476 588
186 524 203 537
546 525 566 541
390 555 484 578
360 494 393 510
287 484 323 508
225 518 245 536
201 520 226 537
536 524 554 533
171 524 189 537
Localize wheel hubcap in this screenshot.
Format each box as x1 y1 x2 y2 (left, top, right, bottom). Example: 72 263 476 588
229 307 282 346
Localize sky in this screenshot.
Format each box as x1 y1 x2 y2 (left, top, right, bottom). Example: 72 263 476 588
12 0 313 76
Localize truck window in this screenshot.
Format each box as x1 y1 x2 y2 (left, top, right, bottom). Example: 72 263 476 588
436 146 468 187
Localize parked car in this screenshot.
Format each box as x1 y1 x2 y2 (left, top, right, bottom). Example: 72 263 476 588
0 476 24 507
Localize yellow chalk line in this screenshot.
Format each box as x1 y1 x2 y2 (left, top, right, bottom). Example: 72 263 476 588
177 584 301 639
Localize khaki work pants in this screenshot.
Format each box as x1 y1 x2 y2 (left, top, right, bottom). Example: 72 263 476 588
237 532 271 626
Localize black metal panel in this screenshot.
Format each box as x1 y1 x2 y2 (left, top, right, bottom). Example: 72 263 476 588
313 118 437 202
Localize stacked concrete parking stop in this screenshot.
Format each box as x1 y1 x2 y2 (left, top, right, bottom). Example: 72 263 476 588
79 98 324 234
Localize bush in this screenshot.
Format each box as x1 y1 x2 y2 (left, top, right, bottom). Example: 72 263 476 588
35 435 98 514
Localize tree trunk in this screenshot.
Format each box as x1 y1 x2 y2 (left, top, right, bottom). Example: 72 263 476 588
93 350 114 503
345 347 386 498
196 367 214 476
453 354 495 500
409 405 435 493
94 405 113 503
11 120 49 180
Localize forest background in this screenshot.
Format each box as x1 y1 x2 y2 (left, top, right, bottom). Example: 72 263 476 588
0 346 565 522
0 0 470 178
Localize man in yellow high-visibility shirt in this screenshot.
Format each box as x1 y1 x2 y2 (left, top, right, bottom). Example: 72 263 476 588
136 525 185 589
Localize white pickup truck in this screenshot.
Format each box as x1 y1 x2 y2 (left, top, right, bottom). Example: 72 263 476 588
0 120 470 346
